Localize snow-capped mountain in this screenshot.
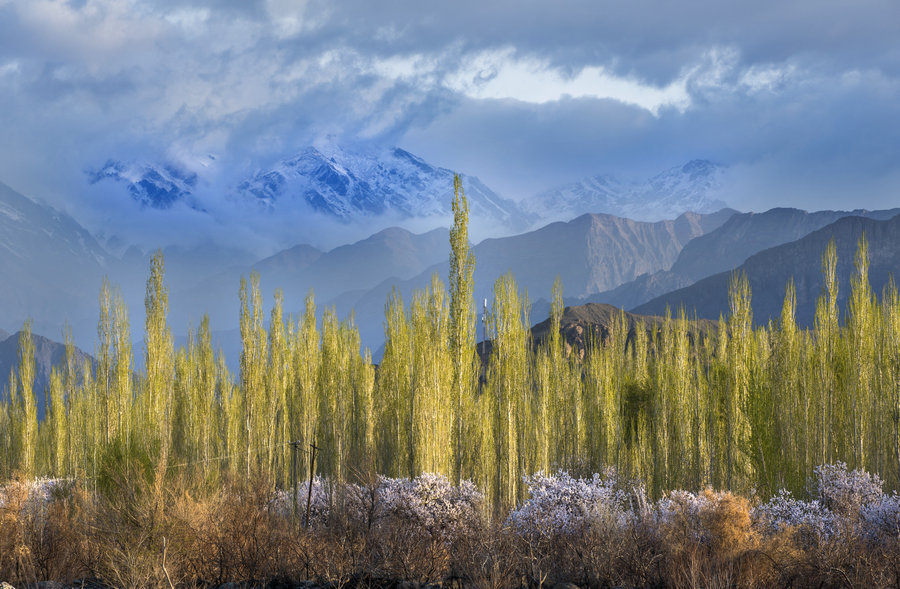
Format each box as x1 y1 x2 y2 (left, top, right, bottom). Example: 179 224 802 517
88 160 203 210
525 160 730 223
237 145 532 230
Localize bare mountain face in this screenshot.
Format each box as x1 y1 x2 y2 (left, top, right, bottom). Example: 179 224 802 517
0 181 110 340
525 160 729 224
470 210 735 297
0 330 93 421
590 207 900 311
634 214 900 327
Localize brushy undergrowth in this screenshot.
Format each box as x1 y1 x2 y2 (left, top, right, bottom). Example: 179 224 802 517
2 463 900 588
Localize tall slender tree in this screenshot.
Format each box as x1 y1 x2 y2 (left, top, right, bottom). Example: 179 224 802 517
448 174 476 483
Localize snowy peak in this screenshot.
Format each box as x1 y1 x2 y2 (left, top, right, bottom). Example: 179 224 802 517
237 145 531 230
88 160 202 210
526 159 730 224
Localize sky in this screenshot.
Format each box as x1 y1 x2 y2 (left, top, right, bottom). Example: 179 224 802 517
1 0 900 248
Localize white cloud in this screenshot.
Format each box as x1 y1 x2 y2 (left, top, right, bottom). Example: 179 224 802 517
443 48 691 114
15 0 163 63
0 60 19 77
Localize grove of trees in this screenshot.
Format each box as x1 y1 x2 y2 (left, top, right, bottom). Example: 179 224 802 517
3 179 900 514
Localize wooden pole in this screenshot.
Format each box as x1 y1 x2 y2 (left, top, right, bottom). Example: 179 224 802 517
290 440 300 521
305 441 318 529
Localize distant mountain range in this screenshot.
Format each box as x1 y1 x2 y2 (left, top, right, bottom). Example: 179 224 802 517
238 146 530 229
0 181 109 341
525 160 729 223
8 147 900 372
0 329 93 421
88 149 737 242
634 213 900 327
590 207 900 310
90 145 532 235
328 209 735 356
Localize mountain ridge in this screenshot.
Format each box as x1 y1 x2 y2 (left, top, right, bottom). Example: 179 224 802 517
587 207 900 310
633 213 900 327
0 329 93 421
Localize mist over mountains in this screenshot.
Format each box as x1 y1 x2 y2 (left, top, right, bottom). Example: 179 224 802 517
89 144 533 249
4 144 900 378
526 160 729 223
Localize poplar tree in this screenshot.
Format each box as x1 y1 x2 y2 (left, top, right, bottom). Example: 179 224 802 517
97 279 113 445
268 289 289 485
486 273 530 510
448 174 476 483
145 250 174 475
49 367 66 476
814 239 840 465
239 273 267 477
197 316 218 477
113 289 132 448
293 292 320 478
726 272 753 491
848 236 876 470
18 321 37 479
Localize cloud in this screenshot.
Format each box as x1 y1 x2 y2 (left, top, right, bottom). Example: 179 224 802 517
0 0 897 249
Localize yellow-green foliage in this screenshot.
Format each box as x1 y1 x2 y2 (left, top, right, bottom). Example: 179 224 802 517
4 189 900 513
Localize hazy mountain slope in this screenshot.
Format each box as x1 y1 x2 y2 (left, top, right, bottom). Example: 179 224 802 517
472 210 733 297
525 160 729 223
252 244 323 277
0 181 110 339
258 226 449 302
633 214 900 327
0 329 8 343
335 209 734 354
0 330 93 421
170 226 450 334
588 207 900 310
671 207 900 282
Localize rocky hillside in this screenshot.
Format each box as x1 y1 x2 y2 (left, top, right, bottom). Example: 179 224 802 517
335 209 734 354
475 302 718 364
0 330 93 421
634 214 900 327
589 207 900 310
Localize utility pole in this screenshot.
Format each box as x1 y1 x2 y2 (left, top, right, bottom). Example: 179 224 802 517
289 440 302 521
482 298 487 357
305 441 318 529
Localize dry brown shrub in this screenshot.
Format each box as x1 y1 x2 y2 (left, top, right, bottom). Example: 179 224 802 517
173 471 297 584
654 488 793 589
21 482 88 583
0 478 33 582
698 489 756 560
448 523 519 589
0 478 90 584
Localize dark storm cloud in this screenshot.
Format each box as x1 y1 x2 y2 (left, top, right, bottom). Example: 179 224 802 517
0 0 898 249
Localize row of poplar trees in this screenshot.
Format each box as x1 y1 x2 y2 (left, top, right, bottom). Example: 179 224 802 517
3 177 900 513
